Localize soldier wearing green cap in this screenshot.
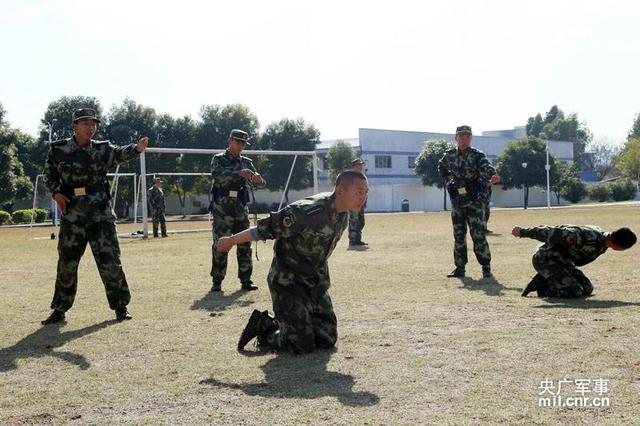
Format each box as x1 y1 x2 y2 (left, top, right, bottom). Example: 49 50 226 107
41 108 150 325
348 158 368 247
148 177 167 238
209 129 265 292
438 125 500 279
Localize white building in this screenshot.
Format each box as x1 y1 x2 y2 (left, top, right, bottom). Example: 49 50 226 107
316 127 576 212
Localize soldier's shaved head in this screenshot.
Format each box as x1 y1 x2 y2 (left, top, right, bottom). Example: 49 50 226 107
610 227 636 249
335 170 367 188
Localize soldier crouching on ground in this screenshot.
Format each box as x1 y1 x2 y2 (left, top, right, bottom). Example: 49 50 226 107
41 108 150 325
215 170 368 354
513 225 637 298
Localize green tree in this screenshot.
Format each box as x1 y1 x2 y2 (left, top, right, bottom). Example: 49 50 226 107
414 139 455 210
526 105 592 170
629 113 640 139
326 140 356 184
496 136 560 208
617 138 640 181
0 127 34 211
551 163 586 203
196 103 260 150
253 118 320 204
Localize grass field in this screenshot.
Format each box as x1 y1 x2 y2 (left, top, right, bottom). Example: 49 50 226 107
1 203 639 425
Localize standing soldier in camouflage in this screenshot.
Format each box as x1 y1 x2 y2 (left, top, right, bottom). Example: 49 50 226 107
216 170 368 354
438 125 500 279
41 108 149 324
210 129 265 292
348 158 368 248
148 177 168 238
513 225 636 298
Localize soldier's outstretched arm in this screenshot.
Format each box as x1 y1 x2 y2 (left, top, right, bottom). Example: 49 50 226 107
514 225 566 244
216 227 259 252
108 137 149 166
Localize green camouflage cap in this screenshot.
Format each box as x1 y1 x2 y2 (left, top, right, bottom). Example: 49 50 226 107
351 158 365 165
153 177 162 182
229 129 250 145
72 108 101 123
456 125 472 134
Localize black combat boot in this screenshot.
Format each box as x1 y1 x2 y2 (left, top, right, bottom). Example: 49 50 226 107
41 310 65 325
522 274 545 297
447 267 465 278
115 307 132 321
211 279 222 292
238 310 276 351
482 265 493 279
240 280 258 291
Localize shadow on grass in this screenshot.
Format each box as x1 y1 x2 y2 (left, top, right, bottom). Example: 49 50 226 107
0 320 117 372
200 348 380 406
457 276 521 297
191 289 255 313
533 298 640 309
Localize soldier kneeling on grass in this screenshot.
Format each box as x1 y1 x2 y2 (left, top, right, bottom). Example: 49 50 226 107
512 225 636 298
215 170 368 354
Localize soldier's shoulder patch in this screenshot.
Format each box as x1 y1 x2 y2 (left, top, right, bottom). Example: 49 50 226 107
565 235 577 245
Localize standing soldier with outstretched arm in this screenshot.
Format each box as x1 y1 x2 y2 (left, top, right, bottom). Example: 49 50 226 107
209 129 265 292
148 177 168 238
41 108 149 324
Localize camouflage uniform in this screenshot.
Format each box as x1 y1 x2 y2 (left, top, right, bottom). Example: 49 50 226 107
210 149 264 286
44 137 140 313
255 192 348 354
480 180 492 228
438 147 495 270
348 204 366 244
147 185 167 237
519 225 609 297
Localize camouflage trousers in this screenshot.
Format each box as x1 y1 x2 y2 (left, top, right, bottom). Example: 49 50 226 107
348 208 365 244
482 200 491 226
151 208 167 237
532 244 593 298
51 219 131 312
451 202 491 268
262 283 338 354
210 202 252 284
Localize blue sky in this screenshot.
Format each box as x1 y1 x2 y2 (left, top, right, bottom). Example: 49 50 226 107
1 0 639 144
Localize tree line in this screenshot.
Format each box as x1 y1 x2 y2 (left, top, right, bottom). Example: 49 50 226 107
0 96 320 214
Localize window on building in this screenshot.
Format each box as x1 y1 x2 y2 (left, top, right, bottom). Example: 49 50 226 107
375 155 392 168
408 155 416 168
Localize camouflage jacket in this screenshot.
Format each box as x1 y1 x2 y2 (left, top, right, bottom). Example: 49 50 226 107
148 186 165 210
520 225 609 266
256 192 348 293
438 147 495 205
44 137 140 223
210 149 265 211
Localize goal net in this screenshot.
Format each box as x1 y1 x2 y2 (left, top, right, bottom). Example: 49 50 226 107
137 147 319 238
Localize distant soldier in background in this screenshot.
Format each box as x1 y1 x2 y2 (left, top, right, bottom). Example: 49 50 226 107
148 177 168 238
438 125 500 279
41 108 149 324
210 129 265 292
348 158 368 248
514 225 636 298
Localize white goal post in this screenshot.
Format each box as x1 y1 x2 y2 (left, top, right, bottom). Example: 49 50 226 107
139 148 319 238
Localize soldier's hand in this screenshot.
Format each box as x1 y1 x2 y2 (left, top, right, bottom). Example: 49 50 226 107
511 226 521 237
216 236 234 252
238 169 254 180
250 173 263 184
136 137 150 152
53 193 70 215
490 175 501 185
